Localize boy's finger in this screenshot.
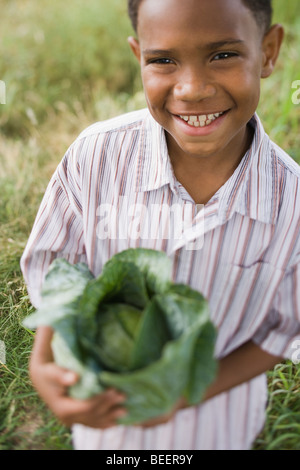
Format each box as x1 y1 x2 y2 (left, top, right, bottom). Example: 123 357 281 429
52 390 127 428
102 388 126 403
42 363 78 387
61 370 79 386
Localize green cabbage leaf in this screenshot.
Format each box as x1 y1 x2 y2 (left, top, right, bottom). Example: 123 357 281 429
23 248 217 424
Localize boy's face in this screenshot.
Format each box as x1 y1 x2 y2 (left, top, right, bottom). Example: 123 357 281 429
129 0 282 163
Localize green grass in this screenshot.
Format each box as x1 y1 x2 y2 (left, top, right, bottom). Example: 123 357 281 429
258 0 300 163
0 0 140 138
0 0 300 450
254 362 300 450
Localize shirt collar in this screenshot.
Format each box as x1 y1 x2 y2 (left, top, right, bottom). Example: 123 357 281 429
135 111 177 193
218 114 280 225
135 110 280 226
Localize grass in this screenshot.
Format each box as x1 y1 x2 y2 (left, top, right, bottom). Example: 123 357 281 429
254 362 300 450
257 1 300 162
0 0 300 450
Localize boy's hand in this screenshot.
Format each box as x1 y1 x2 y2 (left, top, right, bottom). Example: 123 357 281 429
29 326 127 429
136 397 188 428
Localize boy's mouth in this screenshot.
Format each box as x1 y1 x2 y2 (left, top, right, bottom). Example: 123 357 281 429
178 111 226 128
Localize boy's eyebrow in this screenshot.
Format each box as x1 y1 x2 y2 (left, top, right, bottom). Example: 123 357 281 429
142 48 175 56
142 39 245 55
205 39 245 50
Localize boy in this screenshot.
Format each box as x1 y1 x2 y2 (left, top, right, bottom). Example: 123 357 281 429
21 0 300 450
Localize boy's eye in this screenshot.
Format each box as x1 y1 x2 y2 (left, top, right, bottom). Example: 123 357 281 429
213 52 238 61
150 58 174 65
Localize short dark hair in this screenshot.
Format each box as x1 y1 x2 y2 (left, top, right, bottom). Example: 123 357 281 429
127 0 273 34
243 0 273 33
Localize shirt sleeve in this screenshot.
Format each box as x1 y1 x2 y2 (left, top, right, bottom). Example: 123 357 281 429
252 261 300 361
20 141 87 309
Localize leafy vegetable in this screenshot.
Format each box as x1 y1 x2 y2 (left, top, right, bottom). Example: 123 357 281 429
23 248 217 424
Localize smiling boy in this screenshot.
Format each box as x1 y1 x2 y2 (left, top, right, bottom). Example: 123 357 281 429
127 0 282 205
21 0 300 450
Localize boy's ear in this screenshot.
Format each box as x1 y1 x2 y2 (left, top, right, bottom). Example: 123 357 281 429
128 36 141 63
261 24 284 79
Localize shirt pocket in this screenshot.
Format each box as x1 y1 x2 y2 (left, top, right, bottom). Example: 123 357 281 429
209 261 285 356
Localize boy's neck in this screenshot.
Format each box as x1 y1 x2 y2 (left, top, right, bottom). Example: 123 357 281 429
166 123 254 205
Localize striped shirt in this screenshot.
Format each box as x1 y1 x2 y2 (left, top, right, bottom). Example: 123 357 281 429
21 108 300 450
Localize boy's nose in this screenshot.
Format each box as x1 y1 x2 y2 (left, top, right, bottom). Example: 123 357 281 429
173 70 217 102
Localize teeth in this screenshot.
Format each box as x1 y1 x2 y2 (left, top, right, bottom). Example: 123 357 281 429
179 112 224 127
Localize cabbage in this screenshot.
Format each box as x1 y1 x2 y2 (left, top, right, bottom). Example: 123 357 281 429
23 248 217 424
